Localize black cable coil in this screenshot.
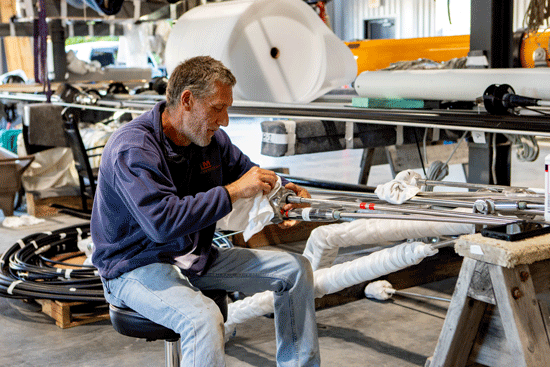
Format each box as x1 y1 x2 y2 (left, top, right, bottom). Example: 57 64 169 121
0 224 233 302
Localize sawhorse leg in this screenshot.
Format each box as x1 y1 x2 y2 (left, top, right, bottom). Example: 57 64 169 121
428 257 550 367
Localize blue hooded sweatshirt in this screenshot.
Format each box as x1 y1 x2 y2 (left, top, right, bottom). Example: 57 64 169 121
90 101 258 279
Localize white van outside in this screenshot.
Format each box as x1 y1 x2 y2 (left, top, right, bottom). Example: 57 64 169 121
65 41 167 78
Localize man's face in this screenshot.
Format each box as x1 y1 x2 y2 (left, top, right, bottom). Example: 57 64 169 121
182 81 233 147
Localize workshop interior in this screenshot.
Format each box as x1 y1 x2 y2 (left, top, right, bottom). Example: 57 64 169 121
2 0 550 366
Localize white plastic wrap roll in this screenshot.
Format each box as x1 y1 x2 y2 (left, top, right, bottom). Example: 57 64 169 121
354 69 550 101
165 0 357 103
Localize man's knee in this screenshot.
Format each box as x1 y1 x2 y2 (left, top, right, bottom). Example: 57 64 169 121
177 303 226 365
282 253 314 289
175 298 224 335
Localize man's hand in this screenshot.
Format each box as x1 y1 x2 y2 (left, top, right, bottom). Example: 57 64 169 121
278 182 311 229
225 166 278 203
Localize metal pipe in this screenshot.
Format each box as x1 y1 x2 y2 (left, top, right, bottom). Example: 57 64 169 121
388 289 451 303
307 190 469 208
4 90 550 137
279 174 376 193
287 196 514 223
430 239 457 249
282 205 520 225
415 191 544 202
337 211 517 225
283 208 340 222
165 340 181 367
287 195 367 209
417 178 529 192
473 199 545 216
283 207 480 224
307 189 544 210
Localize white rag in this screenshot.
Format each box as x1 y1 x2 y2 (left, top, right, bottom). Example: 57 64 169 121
217 177 282 241
2 215 45 228
364 280 395 300
375 169 422 204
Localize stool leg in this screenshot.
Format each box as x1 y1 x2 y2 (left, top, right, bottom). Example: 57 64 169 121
164 339 181 367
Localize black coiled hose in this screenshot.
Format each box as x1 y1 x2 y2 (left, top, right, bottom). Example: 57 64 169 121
0 223 105 302
0 224 233 302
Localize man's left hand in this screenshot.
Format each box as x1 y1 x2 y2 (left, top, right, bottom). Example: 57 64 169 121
278 182 311 229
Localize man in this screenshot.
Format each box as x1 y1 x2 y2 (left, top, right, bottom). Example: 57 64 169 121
91 56 320 367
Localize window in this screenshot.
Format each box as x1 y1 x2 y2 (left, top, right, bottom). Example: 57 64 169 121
364 18 396 40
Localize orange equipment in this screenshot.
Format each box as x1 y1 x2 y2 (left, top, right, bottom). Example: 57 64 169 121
345 30 550 74
518 29 550 67
345 35 470 75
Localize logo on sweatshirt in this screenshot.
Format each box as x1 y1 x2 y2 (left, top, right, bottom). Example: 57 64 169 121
200 160 219 174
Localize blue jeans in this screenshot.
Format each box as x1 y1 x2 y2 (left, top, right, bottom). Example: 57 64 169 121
101 247 320 367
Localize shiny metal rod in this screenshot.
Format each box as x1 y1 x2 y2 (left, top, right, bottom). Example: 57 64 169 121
338 211 517 225
430 238 457 249
287 196 514 223
284 207 520 225
417 179 529 192
308 188 543 209
388 289 451 303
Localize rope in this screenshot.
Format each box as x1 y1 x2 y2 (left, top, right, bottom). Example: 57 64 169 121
503 133 540 162
523 0 550 33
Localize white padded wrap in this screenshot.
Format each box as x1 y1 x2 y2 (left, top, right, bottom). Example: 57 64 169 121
302 214 473 272
313 241 437 298
224 241 439 335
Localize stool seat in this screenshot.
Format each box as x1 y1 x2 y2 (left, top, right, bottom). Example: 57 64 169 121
109 290 228 367
109 304 180 341
109 289 228 342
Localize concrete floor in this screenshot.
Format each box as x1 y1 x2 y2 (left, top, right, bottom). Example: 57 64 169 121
0 212 455 367
0 118 546 366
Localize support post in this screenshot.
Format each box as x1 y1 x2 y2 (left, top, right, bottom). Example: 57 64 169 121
50 19 66 82
467 133 511 186
470 0 513 68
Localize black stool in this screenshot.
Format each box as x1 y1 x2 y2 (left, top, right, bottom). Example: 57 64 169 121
109 290 228 367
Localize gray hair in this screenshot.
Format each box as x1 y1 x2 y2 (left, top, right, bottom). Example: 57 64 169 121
166 56 236 108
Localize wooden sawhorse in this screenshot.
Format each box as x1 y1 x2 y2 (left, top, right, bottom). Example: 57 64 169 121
427 233 550 367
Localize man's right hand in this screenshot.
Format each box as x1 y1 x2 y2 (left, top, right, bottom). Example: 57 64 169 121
224 167 278 203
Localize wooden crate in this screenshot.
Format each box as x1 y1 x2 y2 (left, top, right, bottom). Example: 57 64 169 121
36 252 109 328
232 222 325 248
26 191 91 217
0 1 34 78
36 299 109 329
